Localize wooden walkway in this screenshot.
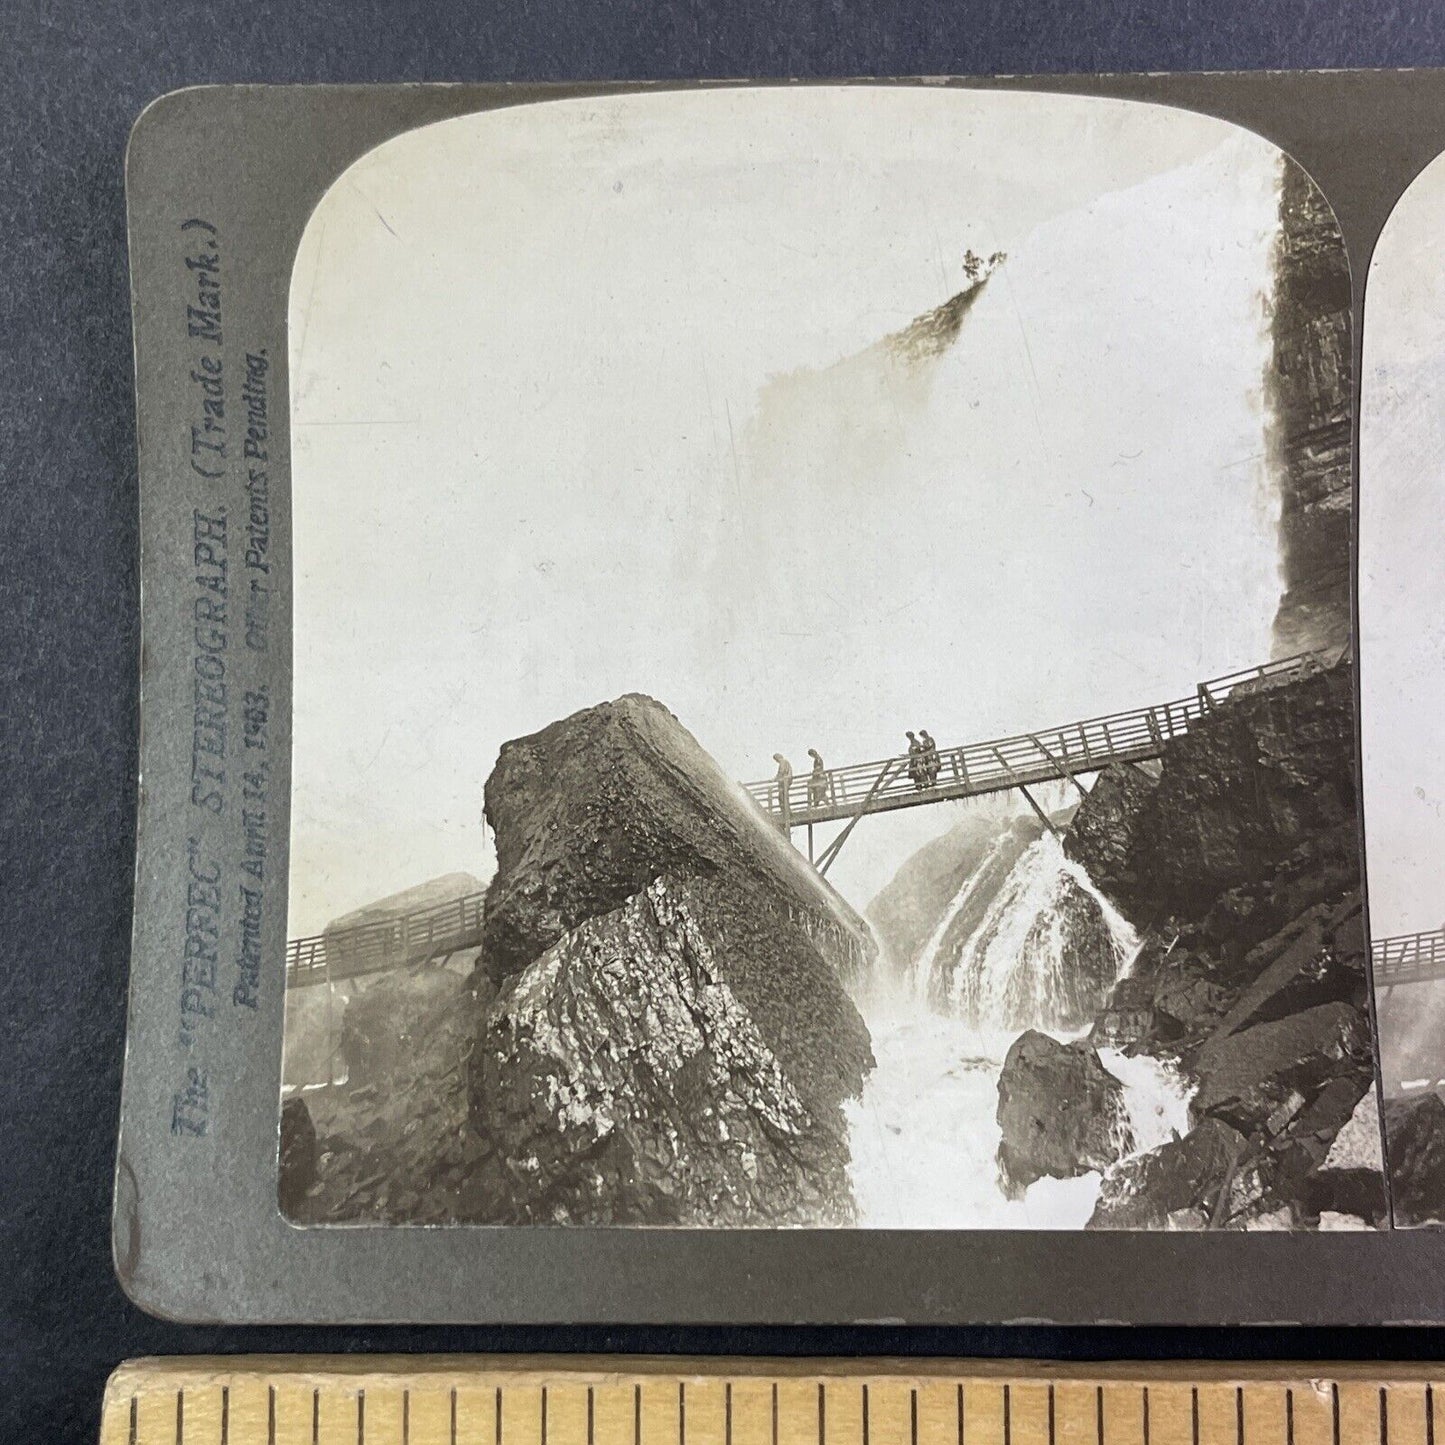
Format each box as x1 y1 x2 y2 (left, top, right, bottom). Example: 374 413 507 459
744 652 1329 830
286 891 485 990
287 650 1337 987
1373 928 1445 988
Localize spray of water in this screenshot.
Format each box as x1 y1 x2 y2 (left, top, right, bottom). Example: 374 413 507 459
847 827 1194 1227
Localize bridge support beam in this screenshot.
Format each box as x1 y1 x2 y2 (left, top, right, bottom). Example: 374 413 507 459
1016 784 1058 839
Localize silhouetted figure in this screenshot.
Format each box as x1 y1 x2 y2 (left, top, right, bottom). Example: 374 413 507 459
919 729 940 785
807 748 828 808
906 731 926 791
772 752 794 826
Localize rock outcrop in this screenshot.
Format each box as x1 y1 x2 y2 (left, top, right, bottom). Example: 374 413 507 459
280 959 494 1224
470 875 869 1224
1061 659 1379 1228
1090 1117 1245 1229
1267 159 1352 659
995 1031 1133 1195
286 695 876 1228
481 693 872 990
1385 1093 1445 1225
469 695 874 1225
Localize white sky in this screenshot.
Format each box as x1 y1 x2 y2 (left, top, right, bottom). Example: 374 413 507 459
287 87 1289 936
1361 152 1445 939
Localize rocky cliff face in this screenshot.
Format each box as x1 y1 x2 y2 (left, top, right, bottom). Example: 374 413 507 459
468 695 874 1225
481 693 872 989
1268 160 1353 660
1062 660 1382 1228
282 694 874 1227
470 875 868 1223
281 960 493 1225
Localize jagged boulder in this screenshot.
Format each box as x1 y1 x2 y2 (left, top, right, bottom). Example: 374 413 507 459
1089 1117 1246 1229
285 959 496 1225
1063 764 1158 912
469 875 871 1224
1298 1085 1387 1225
480 693 871 988
1190 1000 1374 1135
996 1031 1133 1196
1131 666 1358 922
1385 1093 1445 1226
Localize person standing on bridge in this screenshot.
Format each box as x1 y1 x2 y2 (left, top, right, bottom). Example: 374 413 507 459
906 731 925 790
919 729 940 785
772 752 794 827
807 748 828 808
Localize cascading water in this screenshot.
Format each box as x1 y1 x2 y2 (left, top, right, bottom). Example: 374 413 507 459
935 833 1141 1030
846 823 1194 1228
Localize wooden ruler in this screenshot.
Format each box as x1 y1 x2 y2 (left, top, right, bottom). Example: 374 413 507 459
101 1359 1443 1445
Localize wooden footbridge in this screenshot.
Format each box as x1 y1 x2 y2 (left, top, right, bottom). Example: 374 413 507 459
744 651 1332 874
286 650 1339 987
1372 928 1445 989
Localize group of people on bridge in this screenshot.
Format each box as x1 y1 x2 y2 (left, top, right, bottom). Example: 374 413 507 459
769 726 944 822
770 749 831 819
906 729 941 790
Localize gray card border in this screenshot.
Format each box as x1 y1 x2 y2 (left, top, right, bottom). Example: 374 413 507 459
118 71 1445 1325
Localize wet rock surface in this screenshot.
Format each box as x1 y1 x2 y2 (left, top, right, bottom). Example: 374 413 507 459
1385 1093 1445 1225
481 693 872 989
996 1031 1132 1195
1060 661 1379 1229
1090 1117 1245 1229
470 875 869 1224
282 961 493 1225
292 695 875 1226
1267 161 1353 659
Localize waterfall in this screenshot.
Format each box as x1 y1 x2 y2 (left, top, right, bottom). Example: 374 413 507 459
917 831 1141 1032
846 825 1183 1228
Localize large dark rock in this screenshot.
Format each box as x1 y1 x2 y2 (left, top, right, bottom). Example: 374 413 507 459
1089 1117 1246 1229
1123 665 1358 925
1267 160 1353 660
467 695 876 1225
995 1031 1133 1196
1385 1093 1445 1226
1064 764 1158 909
287 960 496 1225
480 693 872 988
470 875 871 1224
1190 1001 1374 1135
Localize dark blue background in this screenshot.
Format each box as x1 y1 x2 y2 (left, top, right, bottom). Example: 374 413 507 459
6 2 1445 1440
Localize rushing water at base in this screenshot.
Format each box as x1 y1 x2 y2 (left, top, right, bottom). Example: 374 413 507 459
846 831 1194 1227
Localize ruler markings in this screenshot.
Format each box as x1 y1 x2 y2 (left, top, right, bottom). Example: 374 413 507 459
102 1368 1445 1445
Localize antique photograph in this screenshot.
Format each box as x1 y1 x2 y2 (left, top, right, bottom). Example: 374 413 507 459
1362 148 1445 1227
277 87 1379 1230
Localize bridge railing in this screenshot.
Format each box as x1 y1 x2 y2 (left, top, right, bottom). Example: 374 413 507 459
1373 928 1445 984
285 890 488 988
744 652 1328 820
